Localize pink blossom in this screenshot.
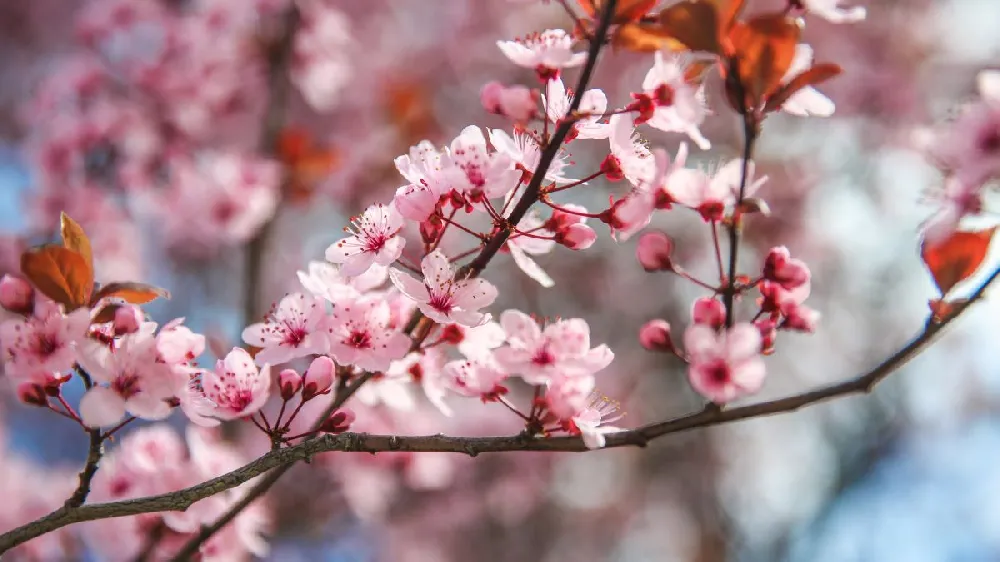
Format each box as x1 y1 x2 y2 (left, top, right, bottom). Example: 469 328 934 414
242 293 329 365
156 318 206 366
327 296 411 371
0 275 33 314
394 183 441 222
608 115 657 189
297 260 388 304
544 374 596 419
190 348 272 424
668 159 766 222
481 81 539 122
490 128 572 184
278 368 302 400
496 29 586 72
780 45 836 117
639 319 675 353
444 126 520 198
635 230 674 271
799 0 866 23
543 78 610 139
388 349 451 416
549 205 598 250
79 329 181 427
494 309 613 385
326 203 406 277
505 211 557 288
691 297 725 328
444 357 509 399
684 324 766 404
292 1 353 111
642 52 710 149
302 356 335 401
112 305 143 335
572 392 625 449
394 140 452 195
0 299 91 380
763 246 811 291
389 250 498 327
614 145 688 239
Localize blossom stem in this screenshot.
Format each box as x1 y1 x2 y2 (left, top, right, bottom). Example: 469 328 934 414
541 198 604 218
437 211 485 240
545 170 603 193
496 395 531 421
711 220 725 283
64 365 104 509
102 416 137 441
55 395 82 423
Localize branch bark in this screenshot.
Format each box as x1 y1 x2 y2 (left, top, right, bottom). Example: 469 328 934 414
64 366 103 508
2 264 996 554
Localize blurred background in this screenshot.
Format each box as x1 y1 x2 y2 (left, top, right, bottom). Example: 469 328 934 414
2 0 1000 560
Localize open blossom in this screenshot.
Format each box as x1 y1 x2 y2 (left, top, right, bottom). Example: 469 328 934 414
79 328 181 427
298 260 388 304
326 204 406 277
0 299 90 381
799 0 866 23
572 392 625 449
668 158 766 222
642 52 710 149
684 324 766 404
481 81 538 122
394 140 452 207
242 293 329 366
327 296 411 371
609 114 657 189
543 77 609 139
496 29 586 73
389 250 497 327
188 348 272 425
443 356 509 399
614 145 688 240
444 126 520 198
489 128 572 184
505 211 557 288
780 45 836 117
494 309 613 385
388 348 451 416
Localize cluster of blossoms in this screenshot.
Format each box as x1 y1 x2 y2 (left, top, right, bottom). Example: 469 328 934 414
917 70 1000 242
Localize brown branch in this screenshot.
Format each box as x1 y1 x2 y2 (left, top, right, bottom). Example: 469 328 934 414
722 101 759 328
3 265 996 554
242 5 300 325
64 366 104 508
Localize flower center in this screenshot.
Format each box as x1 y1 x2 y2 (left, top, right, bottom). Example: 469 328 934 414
112 373 141 398
705 361 730 384
348 330 372 349
428 292 454 314
33 334 58 357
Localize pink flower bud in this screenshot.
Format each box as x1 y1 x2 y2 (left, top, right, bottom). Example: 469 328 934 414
639 319 675 353
481 81 538 122
113 305 143 335
754 318 778 355
0 275 34 314
691 297 725 329
781 302 820 333
636 231 674 272
763 246 810 290
279 368 303 401
17 382 47 407
302 355 335 401
319 408 355 434
559 223 597 250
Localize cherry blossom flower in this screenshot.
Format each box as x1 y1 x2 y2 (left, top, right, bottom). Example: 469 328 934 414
572 392 625 449
394 140 452 195
327 296 411 371
394 183 441 222
614 145 688 239
0 275 33 314
642 52 710 149
443 356 509 399
444 126 520 198
79 329 181 427
692 297 725 328
292 1 353 111
780 45 836 117
242 293 329 365
684 323 766 404
156 318 206 366
494 309 613 385
544 374 596 419
481 81 538 122
799 0 866 23
763 247 811 291
489 128 572 184
505 211 557 288
356 371 417 412
496 29 586 74
389 250 498 327
543 77 610 139
639 319 675 353
302 356 335 400
0 299 91 381
297 260 388 304
608 114 657 189
387 349 451 415
325 203 406 277
635 230 674 271
190 348 272 424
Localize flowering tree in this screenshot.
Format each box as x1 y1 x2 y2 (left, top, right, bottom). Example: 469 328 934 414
0 0 998 559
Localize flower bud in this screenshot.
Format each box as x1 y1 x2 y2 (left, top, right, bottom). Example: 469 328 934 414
559 223 597 250
302 355 335 401
0 275 34 314
691 297 725 329
754 318 778 355
639 319 675 353
319 408 355 434
636 231 674 272
763 246 810 290
113 305 143 335
278 368 303 401
480 81 538 122
17 382 47 407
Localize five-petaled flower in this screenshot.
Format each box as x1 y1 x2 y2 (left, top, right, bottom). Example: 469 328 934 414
684 323 766 404
493 309 613 385
188 348 272 425
389 250 498 327
327 296 412 371
242 293 329 366
326 203 406 277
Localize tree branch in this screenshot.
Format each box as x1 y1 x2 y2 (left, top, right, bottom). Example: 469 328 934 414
3 264 996 554
64 366 103 508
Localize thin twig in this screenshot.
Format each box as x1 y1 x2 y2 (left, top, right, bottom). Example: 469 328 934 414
64 366 104 509
3 266 996 554
722 80 759 328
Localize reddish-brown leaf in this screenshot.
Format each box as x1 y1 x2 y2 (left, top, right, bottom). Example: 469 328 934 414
277 128 339 204
92 282 171 306
59 212 93 274
928 298 968 324
20 245 94 310
920 227 997 296
578 0 659 22
729 14 800 108
614 22 689 52
656 0 725 54
763 63 842 114
91 302 123 324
